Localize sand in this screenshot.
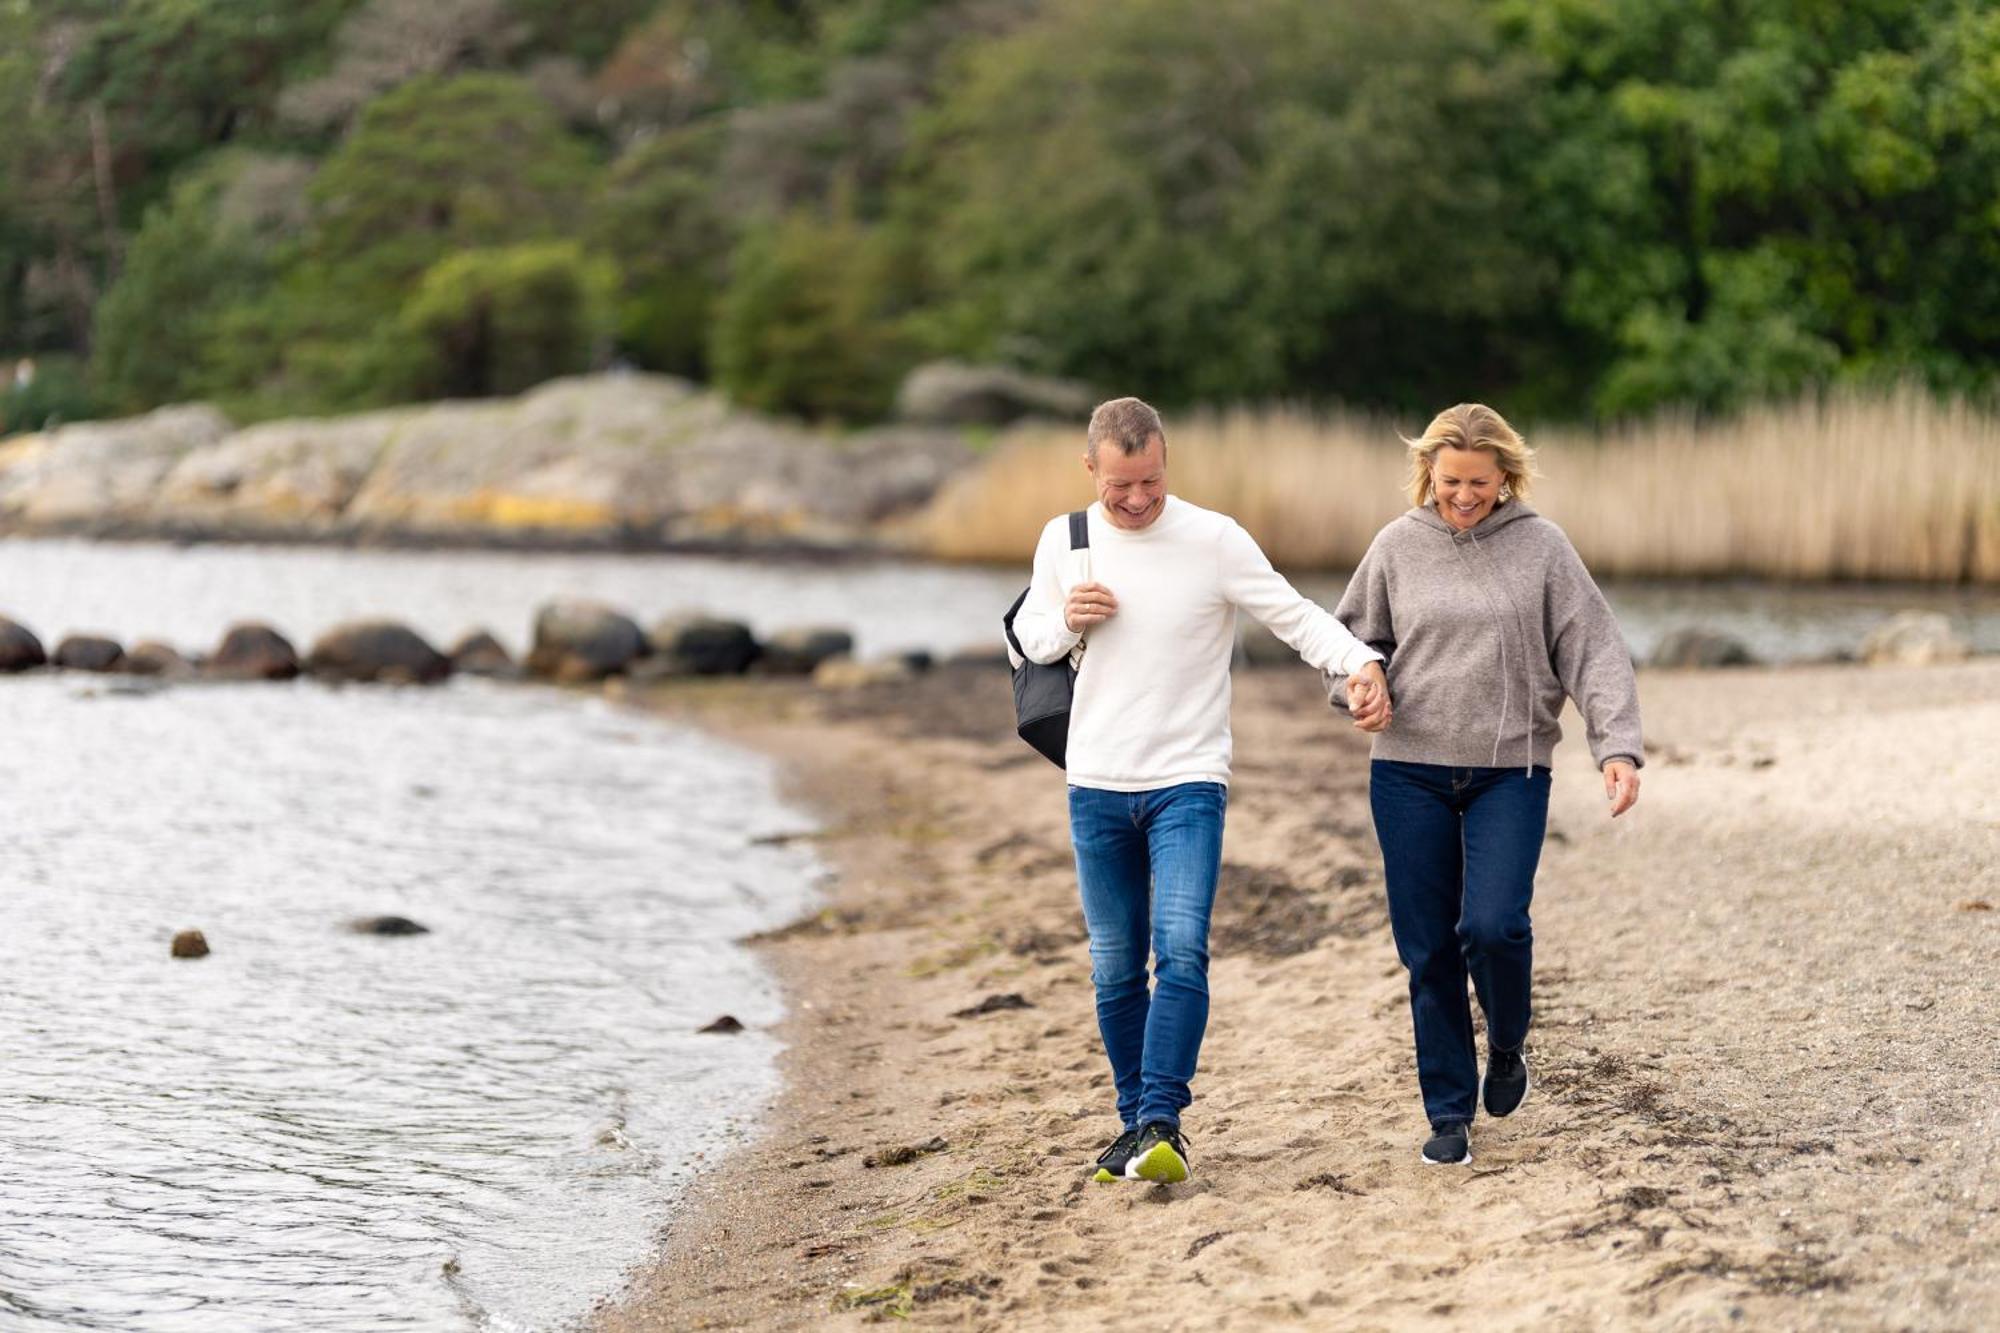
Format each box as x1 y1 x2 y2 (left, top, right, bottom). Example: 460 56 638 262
595 659 2000 1331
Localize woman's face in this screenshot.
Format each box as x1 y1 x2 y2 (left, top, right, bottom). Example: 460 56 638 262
1431 446 1505 531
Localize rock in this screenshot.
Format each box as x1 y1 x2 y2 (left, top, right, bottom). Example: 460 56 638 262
697 1015 745 1034
350 915 430 935
448 629 519 678
0 616 48 672
812 655 915 690
951 992 1034 1018
52 634 125 672
208 622 300 680
647 614 761 676
307 619 451 684
171 929 210 959
1860 611 1969 666
758 626 855 676
1649 627 1758 669
899 650 935 675
0 403 233 527
527 599 647 680
123 640 195 677
863 1136 948 1168
895 360 1094 427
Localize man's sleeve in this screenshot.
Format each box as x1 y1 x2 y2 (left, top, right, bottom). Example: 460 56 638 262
1218 521 1381 677
1009 518 1082 666
1324 532 1397 714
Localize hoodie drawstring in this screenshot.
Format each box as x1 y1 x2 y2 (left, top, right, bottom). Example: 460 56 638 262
1461 527 1539 778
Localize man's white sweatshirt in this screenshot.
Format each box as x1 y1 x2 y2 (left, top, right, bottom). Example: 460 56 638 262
1010 496 1381 792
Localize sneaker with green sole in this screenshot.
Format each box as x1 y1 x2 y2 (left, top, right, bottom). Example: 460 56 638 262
1124 1121 1191 1184
1091 1126 1143 1183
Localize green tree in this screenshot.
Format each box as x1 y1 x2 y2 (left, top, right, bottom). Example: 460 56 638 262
591 127 733 377
710 208 911 420
400 241 615 398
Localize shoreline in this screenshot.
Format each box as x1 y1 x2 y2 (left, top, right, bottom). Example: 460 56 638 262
597 659 1999 1331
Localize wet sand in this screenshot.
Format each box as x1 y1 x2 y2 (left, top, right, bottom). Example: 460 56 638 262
596 659 1999 1331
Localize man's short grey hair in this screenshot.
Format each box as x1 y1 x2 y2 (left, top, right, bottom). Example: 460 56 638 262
1086 397 1165 460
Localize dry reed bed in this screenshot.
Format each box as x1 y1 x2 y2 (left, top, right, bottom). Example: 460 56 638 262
910 387 2000 582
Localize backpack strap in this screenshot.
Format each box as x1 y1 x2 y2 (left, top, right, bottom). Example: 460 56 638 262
1068 509 1089 550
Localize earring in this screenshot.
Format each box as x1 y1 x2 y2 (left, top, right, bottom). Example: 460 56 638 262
1498 485 1513 502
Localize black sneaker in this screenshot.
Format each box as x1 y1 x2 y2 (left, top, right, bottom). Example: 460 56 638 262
1482 1044 1530 1118
1091 1126 1143 1183
1124 1121 1192 1184
1421 1120 1471 1166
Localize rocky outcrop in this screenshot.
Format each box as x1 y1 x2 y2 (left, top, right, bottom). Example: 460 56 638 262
895 361 1095 427
1649 628 1758 669
528 599 647 681
209 623 301 680
1 375 976 551
0 615 48 671
53 634 124 672
307 620 451 684
1861 612 1970 666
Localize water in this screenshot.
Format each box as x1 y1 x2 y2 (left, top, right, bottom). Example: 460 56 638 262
2 537 1993 666
0 676 821 1330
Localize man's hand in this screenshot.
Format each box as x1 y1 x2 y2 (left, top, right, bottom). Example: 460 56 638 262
1603 760 1640 817
1347 661 1392 733
1064 581 1119 633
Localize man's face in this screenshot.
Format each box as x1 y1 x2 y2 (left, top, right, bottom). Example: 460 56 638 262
1086 435 1167 530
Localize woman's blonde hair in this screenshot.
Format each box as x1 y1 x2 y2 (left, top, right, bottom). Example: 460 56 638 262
1404 402 1537 509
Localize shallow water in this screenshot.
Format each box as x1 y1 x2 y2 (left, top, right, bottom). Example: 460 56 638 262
0 677 819 1330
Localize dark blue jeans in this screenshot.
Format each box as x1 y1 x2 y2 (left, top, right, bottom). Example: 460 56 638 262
1369 760 1550 1127
1067 782 1227 1130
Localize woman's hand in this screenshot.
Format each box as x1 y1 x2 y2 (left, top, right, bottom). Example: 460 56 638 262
1603 760 1640 817
1348 661 1392 733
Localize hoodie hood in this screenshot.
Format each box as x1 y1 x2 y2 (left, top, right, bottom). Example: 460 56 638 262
1404 498 1541 540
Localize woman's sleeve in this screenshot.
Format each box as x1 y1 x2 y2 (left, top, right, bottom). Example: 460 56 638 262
1324 531 1398 713
1547 532 1645 769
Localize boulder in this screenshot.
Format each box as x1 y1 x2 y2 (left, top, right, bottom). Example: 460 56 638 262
895 360 1094 427
647 614 761 676
350 915 430 936
1860 611 1970 667
208 622 301 680
0 616 48 672
1649 627 1758 669
307 620 451 684
758 626 855 676
813 655 916 689
170 929 210 959
123 641 195 677
53 634 125 672
527 599 647 680
448 629 519 678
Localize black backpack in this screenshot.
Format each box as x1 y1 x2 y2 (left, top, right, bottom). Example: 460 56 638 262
1001 510 1090 768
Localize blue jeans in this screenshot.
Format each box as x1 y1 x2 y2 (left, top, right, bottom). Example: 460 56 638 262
1369 761 1550 1127
1067 782 1227 1130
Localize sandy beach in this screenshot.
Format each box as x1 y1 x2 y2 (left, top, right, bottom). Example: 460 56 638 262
597 657 1999 1331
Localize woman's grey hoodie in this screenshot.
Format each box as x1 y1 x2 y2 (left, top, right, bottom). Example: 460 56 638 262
1326 500 1644 773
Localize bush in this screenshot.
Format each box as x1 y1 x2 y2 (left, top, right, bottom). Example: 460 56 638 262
1 356 100 435
400 242 616 398
709 209 911 421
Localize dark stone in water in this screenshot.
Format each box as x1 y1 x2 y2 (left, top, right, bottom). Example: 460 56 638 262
1649 627 1757 669
209 622 301 680
171 929 210 958
54 634 125 672
351 915 430 936
757 627 855 676
307 620 451 684
123 640 195 677
698 1014 746 1034
448 629 519 678
527 600 647 681
648 614 762 676
952 992 1034 1018
0 616 47 672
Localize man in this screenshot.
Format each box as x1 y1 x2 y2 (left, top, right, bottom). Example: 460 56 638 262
1009 397 1391 1184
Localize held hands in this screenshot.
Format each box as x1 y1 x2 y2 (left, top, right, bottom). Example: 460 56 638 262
1347 661 1392 733
1064 581 1118 633
1603 760 1640 817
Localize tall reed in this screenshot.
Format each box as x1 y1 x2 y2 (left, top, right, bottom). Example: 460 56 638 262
908 386 2000 583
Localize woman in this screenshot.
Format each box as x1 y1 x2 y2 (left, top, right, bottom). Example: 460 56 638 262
1327 403 1643 1166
